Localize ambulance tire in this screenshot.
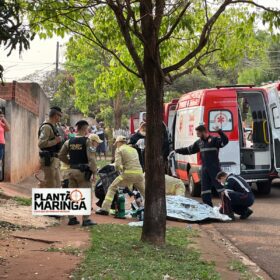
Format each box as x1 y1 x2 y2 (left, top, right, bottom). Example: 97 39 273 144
188 174 201 197
256 180 271 195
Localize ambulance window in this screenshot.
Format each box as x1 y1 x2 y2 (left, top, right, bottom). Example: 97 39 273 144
272 107 280 129
209 110 233 132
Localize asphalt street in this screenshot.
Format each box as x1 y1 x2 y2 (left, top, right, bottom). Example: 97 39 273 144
209 181 280 280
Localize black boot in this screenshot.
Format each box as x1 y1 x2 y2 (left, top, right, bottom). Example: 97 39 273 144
96 209 109 216
82 219 97 227
240 209 253 220
68 217 80 226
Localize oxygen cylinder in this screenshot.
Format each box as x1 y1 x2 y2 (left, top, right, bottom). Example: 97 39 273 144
115 191 126 219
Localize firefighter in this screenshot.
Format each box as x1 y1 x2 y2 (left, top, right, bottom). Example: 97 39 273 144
175 125 228 207
96 135 145 215
165 174 185 196
38 106 63 188
216 171 254 220
59 121 102 226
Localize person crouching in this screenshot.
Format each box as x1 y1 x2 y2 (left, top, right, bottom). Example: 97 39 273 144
216 171 255 220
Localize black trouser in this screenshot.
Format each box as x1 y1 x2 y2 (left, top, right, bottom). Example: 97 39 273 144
201 165 221 207
228 191 254 216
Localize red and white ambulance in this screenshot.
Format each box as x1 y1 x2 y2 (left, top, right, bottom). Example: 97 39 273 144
172 83 280 196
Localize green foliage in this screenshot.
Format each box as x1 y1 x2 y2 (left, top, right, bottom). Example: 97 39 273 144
73 224 220 280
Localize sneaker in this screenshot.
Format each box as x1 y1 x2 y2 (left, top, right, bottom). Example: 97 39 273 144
228 212 235 221
240 209 253 220
82 219 97 227
96 209 109 216
68 217 80 226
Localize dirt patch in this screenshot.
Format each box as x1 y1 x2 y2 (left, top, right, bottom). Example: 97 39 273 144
0 199 58 229
0 224 89 280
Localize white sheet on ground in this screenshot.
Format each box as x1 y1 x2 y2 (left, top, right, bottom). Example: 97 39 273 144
166 195 231 222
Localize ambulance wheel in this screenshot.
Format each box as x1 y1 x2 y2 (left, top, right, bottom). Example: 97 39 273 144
188 174 201 197
257 181 271 195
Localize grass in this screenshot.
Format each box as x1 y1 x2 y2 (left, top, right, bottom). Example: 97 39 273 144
229 260 262 280
97 159 112 169
12 196 32 206
46 246 83 256
73 224 220 280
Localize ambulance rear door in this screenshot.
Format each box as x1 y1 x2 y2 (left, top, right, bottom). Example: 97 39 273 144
266 86 280 172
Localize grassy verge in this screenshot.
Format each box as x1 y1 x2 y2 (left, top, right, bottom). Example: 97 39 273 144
74 224 220 280
45 246 82 256
229 260 262 280
97 159 112 169
12 196 32 206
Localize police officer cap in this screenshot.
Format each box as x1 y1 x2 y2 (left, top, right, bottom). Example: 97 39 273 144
75 120 89 127
50 106 62 113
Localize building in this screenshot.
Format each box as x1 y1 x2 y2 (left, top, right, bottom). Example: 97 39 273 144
0 81 49 183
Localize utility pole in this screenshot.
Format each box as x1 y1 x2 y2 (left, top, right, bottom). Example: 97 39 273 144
56 41 59 74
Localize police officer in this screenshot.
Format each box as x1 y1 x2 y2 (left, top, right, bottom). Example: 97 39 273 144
175 125 228 206
38 106 63 188
216 171 254 220
59 120 102 226
96 135 145 215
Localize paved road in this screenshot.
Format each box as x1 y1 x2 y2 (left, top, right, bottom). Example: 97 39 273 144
208 181 280 280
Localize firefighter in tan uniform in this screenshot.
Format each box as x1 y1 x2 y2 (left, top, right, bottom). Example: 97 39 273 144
165 175 185 196
96 136 145 215
38 106 63 188
59 120 102 226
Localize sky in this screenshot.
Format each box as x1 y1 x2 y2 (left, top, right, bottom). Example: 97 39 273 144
0 0 279 81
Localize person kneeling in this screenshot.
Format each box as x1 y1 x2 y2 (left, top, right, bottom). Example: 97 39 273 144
216 171 255 220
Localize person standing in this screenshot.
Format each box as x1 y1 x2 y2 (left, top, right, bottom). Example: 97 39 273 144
216 171 254 220
96 124 107 160
175 125 228 207
38 106 63 188
59 120 101 226
96 136 145 215
0 110 10 180
128 122 146 169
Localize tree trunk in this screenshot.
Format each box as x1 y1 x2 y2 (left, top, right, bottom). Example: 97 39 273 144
140 4 166 244
141 62 166 245
113 93 123 129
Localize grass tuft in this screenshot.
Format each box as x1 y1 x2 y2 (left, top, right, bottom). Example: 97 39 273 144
73 224 220 280
12 196 32 206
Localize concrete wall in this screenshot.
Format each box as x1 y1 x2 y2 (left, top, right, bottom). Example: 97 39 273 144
0 82 49 183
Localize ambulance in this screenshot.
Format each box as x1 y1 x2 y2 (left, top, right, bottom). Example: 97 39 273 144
172 83 280 196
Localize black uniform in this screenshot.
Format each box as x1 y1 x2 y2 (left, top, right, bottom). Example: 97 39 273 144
128 131 145 169
175 130 228 206
224 174 254 216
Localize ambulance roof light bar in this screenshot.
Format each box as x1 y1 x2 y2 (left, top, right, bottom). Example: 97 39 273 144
216 84 255 89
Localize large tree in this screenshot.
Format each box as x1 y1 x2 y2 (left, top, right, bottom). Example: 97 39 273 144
27 0 279 245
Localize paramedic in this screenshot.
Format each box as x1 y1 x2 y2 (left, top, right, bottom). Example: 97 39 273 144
96 135 145 215
59 120 102 226
175 125 228 207
165 174 185 196
216 171 254 219
38 106 63 188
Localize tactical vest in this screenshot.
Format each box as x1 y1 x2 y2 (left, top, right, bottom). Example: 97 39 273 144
38 123 62 153
69 137 88 165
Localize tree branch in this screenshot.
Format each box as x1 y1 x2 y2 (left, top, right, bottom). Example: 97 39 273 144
170 48 221 81
231 1 280 13
163 0 232 74
158 1 191 44
107 0 144 79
